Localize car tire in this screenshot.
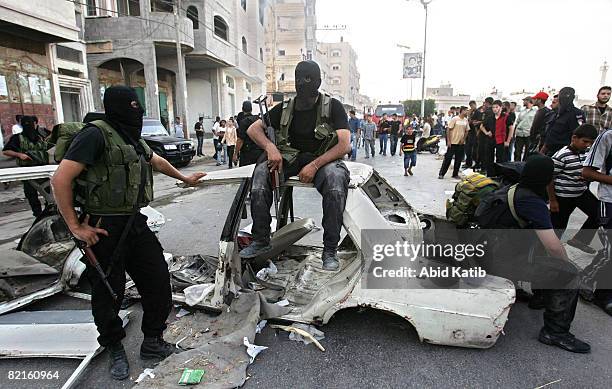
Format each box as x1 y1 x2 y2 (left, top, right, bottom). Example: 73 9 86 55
174 161 191 168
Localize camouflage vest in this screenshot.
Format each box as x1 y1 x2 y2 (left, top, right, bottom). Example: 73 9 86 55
16 135 48 167
75 120 154 215
278 93 336 165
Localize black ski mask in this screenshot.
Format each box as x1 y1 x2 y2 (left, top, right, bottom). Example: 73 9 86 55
103 86 145 143
20 115 38 142
294 61 322 111
558 87 575 114
519 154 554 199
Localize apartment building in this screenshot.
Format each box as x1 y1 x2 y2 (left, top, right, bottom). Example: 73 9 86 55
319 38 360 110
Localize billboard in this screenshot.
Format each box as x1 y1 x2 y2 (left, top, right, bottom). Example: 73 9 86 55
403 52 423 79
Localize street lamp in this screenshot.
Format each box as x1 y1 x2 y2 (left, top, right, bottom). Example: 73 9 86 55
407 0 433 118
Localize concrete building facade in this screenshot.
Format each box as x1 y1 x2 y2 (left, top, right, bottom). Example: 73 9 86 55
0 0 91 141
426 83 471 114
84 0 267 133
318 39 360 110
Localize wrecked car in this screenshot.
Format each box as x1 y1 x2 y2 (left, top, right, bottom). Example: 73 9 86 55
170 162 516 349
0 165 166 315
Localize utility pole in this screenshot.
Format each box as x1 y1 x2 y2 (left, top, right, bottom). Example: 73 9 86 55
601 60 609 86
174 0 190 139
420 0 432 119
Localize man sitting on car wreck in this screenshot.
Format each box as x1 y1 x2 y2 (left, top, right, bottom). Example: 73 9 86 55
241 60 351 271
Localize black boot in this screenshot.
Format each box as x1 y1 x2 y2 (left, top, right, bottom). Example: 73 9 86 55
322 251 340 271
108 342 129 380
140 336 178 361
538 329 591 353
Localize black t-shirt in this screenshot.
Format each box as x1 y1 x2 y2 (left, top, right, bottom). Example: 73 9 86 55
3 134 22 153
469 109 482 131
599 106 607 115
194 121 203 132
390 120 402 136
379 120 391 134
506 112 516 128
400 133 416 151
483 107 496 134
266 97 348 153
238 114 261 151
515 195 553 230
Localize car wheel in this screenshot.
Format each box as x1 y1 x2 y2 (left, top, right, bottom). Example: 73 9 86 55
174 161 190 168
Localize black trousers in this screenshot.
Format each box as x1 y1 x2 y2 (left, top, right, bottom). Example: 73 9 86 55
514 136 530 161
227 145 235 169
482 138 496 177
86 213 172 347
464 130 477 167
390 134 399 156
550 191 599 244
196 132 204 156
212 138 219 160
439 144 464 177
23 181 42 217
495 143 508 164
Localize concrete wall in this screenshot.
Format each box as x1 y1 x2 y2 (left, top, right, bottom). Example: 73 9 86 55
0 0 79 41
186 69 213 131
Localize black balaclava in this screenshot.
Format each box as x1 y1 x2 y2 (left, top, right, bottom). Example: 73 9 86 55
103 86 145 143
20 115 39 142
558 87 575 114
294 60 322 111
518 154 554 199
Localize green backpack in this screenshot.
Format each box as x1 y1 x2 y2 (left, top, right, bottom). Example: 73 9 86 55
49 121 94 162
446 173 500 227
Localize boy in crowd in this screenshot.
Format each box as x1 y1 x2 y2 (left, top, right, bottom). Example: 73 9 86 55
548 124 599 254
399 126 417 176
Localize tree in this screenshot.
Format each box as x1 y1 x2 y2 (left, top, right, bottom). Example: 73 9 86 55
402 99 436 117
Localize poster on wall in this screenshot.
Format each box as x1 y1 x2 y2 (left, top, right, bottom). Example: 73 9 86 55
0 75 8 102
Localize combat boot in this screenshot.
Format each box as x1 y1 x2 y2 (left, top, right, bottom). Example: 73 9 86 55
538 329 591 353
239 240 273 259
322 251 340 271
107 342 129 380
140 336 179 361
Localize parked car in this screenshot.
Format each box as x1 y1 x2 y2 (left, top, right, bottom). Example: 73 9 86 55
372 104 406 126
83 113 195 168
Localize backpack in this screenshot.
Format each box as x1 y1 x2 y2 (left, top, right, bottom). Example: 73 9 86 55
49 121 105 162
474 184 528 228
446 173 500 227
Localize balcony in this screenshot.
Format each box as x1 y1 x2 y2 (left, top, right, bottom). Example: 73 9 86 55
85 13 194 51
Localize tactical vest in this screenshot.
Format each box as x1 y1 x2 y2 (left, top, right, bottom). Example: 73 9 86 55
17 135 48 167
75 120 154 215
278 93 336 165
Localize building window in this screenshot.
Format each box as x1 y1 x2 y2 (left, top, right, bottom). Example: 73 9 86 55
258 0 265 25
278 50 285 56
214 16 229 41
56 45 83 64
332 64 341 71
151 0 172 12
332 78 341 85
306 50 312 60
187 6 198 29
245 81 252 93
85 0 103 16
241 0 246 11
331 50 341 57
241 37 247 54
225 75 235 89
117 0 140 16
259 48 264 61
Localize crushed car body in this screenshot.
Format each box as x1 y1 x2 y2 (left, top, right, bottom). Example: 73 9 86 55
173 162 516 349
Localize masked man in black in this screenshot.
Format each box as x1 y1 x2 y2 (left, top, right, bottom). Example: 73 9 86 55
2 115 50 217
542 87 586 157
51 86 206 380
242 61 351 271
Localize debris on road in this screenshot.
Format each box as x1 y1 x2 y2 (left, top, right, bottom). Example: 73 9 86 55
271 324 326 352
255 320 267 334
178 368 205 385
243 337 268 364
183 283 215 306
176 308 191 318
135 368 155 384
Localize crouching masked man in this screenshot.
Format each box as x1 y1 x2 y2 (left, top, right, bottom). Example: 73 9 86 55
241 60 351 271
476 155 590 353
51 86 205 380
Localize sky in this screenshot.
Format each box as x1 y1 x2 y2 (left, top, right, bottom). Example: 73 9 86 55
316 0 612 104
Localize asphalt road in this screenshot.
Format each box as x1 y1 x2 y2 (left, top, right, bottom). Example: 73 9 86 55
0 143 611 389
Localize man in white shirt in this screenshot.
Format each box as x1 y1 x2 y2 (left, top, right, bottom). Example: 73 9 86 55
173 116 184 138
514 97 538 161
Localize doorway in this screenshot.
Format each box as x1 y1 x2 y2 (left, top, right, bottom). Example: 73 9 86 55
60 88 81 122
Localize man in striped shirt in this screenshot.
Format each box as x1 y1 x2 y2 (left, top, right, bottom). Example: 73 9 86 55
548 124 599 254
583 125 612 316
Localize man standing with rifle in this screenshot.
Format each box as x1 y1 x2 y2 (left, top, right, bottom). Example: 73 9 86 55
242 60 351 271
51 86 205 381
2 115 51 218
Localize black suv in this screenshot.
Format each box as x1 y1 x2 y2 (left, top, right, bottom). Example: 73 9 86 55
83 114 195 167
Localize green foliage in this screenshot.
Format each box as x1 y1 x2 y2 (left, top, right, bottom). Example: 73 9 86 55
402 99 436 117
